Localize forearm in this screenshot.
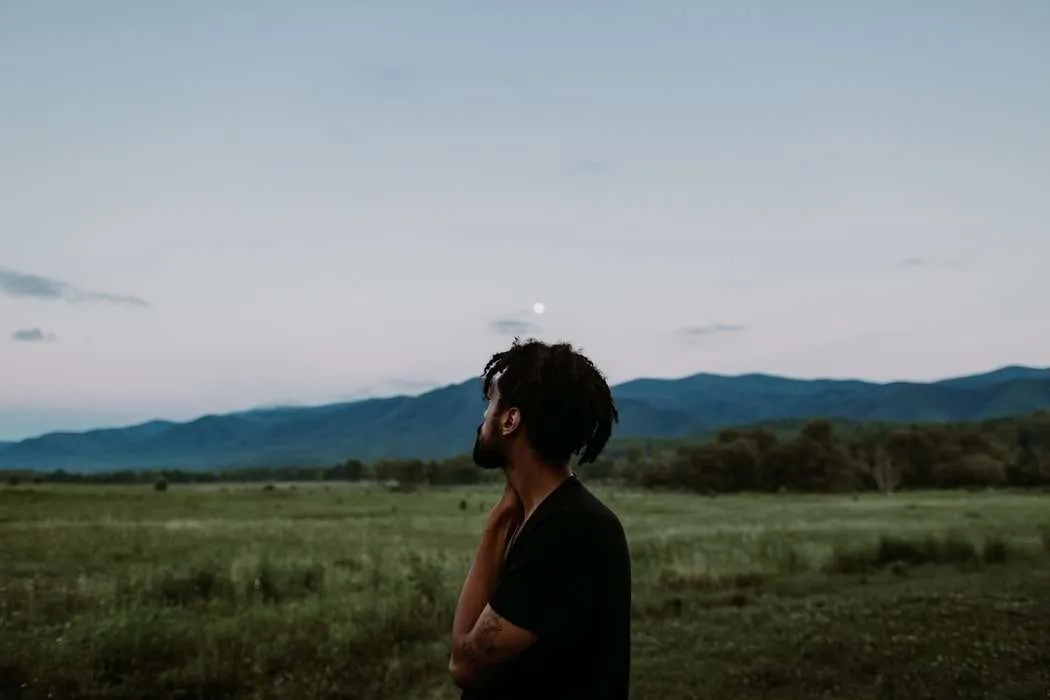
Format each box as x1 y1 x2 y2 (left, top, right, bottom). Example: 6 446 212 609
452 524 508 642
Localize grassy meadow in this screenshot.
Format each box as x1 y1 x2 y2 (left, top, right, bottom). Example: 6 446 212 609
2 482 1050 699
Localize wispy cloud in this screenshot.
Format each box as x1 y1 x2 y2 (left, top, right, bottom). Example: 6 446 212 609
0 267 150 308
680 323 745 338
355 63 419 99
489 318 541 336
11 328 57 343
897 257 963 271
899 257 928 270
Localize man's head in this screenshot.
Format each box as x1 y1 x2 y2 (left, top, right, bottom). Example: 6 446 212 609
471 337 620 471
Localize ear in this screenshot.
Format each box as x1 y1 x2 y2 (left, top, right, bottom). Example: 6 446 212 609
499 407 522 437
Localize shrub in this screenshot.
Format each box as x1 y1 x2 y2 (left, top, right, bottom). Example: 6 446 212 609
826 544 876 574
826 532 982 574
940 533 979 564
981 534 1010 564
875 534 940 566
244 559 326 604
155 564 236 606
154 476 169 492
757 536 810 574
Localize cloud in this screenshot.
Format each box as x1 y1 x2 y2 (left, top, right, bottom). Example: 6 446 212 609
899 257 929 270
680 323 745 338
355 63 419 98
489 318 541 336
11 328 57 343
0 267 150 307
897 257 963 271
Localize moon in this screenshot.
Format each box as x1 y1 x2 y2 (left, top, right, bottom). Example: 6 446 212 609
532 302 545 315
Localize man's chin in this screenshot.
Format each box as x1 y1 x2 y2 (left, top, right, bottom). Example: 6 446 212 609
473 457 505 471
472 447 505 471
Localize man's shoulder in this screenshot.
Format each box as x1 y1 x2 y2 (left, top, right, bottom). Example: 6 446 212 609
537 482 628 550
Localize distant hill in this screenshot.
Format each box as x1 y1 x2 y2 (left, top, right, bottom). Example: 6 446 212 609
2 365 1049 472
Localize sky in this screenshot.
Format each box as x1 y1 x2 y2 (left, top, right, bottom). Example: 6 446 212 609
2 1 1049 440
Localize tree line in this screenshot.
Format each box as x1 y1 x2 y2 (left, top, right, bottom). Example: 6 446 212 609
5 412 1050 493
620 411 1050 493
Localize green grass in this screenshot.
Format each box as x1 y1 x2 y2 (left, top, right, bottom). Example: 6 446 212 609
2 483 1049 699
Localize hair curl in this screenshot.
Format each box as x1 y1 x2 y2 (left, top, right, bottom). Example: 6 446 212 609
481 337 619 466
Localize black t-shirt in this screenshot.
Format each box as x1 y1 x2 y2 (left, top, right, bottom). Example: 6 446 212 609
463 475 632 700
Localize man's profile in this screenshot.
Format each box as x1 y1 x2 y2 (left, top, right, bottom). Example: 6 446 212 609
448 337 632 699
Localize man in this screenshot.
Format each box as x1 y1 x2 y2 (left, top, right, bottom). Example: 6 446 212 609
448 337 632 699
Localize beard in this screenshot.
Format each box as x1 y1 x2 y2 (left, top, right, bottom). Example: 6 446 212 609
472 423 506 470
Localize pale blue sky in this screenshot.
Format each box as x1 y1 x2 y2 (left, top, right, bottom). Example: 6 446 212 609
2 1 1048 440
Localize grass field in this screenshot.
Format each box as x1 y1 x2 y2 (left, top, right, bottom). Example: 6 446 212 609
2 482 1050 699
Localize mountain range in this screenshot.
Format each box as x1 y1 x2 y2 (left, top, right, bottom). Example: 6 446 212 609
2 365 1049 473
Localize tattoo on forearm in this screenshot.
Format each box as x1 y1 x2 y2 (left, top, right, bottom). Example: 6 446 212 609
460 613 503 670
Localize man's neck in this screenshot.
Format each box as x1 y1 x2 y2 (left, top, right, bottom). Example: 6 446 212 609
505 460 573 520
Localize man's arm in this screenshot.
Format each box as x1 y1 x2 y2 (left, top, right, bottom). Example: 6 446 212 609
449 486 529 689
449 604 537 689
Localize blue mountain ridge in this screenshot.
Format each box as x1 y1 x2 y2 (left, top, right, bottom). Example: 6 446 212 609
1 365 1048 472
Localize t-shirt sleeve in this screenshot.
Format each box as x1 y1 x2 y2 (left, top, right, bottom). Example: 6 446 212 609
489 513 600 646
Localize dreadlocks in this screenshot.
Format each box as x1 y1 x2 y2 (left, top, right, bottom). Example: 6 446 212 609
481 337 619 466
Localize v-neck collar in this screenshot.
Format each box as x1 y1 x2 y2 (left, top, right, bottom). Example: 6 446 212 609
504 472 578 558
